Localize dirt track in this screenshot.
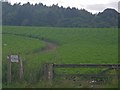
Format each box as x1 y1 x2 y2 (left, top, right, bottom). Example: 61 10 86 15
42 41 57 52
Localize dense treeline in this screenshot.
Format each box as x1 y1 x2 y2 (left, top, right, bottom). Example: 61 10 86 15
2 2 119 28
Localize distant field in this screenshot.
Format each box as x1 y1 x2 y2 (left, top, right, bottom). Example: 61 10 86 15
2 26 118 88
3 26 118 63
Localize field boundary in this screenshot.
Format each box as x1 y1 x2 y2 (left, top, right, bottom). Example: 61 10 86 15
44 63 120 80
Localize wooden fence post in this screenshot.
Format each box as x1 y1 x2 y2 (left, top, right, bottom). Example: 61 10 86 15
44 63 54 81
19 57 23 81
47 63 54 80
7 58 11 84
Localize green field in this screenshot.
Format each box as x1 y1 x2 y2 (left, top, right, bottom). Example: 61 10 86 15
2 26 118 88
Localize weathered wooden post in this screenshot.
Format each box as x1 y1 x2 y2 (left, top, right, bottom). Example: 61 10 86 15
7 55 11 84
44 63 54 81
47 63 54 80
19 57 23 81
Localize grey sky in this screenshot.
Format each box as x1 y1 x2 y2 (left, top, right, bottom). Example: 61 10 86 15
86 1 118 13
8 0 119 13
118 1 120 12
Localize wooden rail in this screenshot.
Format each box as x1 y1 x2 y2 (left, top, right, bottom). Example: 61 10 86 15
53 64 120 68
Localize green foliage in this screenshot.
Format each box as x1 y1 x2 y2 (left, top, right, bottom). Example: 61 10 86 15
2 2 119 27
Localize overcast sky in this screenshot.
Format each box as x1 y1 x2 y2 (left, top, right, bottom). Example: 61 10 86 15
7 0 119 14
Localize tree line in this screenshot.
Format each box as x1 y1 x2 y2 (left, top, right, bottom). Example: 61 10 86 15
2 2 119 28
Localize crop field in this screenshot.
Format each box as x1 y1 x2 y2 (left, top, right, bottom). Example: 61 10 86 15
2 26 118 88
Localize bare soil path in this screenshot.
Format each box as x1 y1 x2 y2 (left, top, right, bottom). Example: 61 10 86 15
42 41 57 52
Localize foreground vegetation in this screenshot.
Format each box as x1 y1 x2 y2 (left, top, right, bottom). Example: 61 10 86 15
2 26 118 88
